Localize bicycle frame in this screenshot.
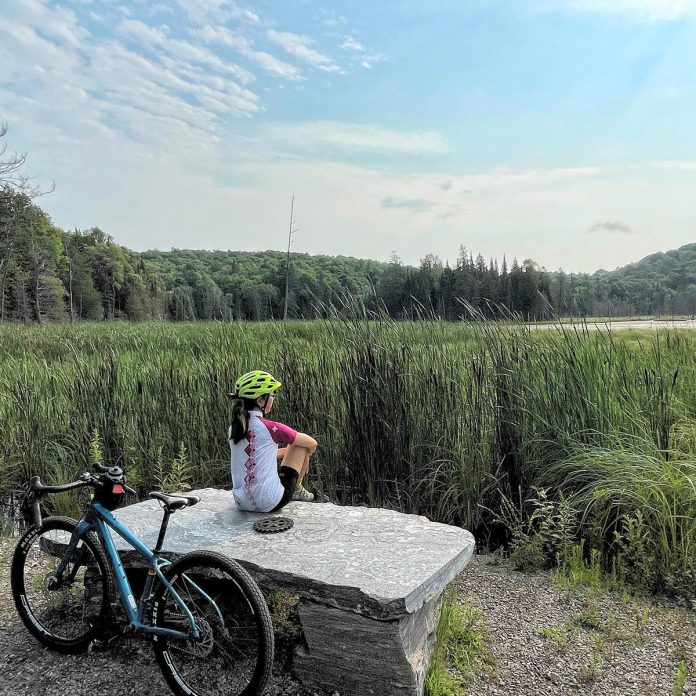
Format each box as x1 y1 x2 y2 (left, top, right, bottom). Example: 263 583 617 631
54 501 218 641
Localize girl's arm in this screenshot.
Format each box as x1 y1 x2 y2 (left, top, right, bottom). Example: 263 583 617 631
293 432 318 454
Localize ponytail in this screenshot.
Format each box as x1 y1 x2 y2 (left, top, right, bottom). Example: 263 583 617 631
229 396 260 444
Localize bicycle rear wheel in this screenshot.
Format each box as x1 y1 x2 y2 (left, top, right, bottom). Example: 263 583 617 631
11 516 113 653
151 551 274 696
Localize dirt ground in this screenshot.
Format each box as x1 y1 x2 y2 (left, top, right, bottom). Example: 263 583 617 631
1 537 694 695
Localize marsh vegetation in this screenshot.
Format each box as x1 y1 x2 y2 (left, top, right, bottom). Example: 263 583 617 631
0 318 694 601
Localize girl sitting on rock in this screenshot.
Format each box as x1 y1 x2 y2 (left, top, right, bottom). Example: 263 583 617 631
228 370 316 512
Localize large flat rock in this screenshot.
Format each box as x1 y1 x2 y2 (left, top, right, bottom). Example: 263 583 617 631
112 488 474 620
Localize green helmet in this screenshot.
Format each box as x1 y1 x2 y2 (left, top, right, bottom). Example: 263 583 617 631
234 370 281 399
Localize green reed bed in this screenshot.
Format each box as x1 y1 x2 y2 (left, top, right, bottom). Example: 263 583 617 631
0 320 695 598
467 321 696 598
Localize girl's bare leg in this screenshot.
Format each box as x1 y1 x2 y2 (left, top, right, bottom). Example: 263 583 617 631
282 445 314 500
295 448 311 488
282 444 312 483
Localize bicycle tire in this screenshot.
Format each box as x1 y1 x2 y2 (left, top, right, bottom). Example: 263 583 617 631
151 550 274 696
11 516 114 653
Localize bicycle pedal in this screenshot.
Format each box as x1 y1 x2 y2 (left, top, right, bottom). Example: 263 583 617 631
88 626 123 653
88 638 109 654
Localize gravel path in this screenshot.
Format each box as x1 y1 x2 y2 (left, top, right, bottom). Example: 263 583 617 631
455 556 696 695
1 537 694 695
0 536 318 696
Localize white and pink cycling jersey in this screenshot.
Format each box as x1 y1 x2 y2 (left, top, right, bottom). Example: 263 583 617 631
229 410 298 512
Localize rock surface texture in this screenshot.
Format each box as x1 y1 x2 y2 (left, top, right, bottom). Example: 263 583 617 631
112 488 475 696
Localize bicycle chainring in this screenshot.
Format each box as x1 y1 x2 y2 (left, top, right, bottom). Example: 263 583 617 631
253 517 294 534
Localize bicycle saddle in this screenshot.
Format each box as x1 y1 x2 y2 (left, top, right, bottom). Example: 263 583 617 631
149 491 201 512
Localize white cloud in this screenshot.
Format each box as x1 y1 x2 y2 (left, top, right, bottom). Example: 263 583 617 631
539 0 696 20
6 77 696 274
0 0 261 173
587 220 634 234
317 9 348 28
118 18 169 45
242 8 260 23
360 53 386 70
166 38 255 83
173 0 230 23
646 160 696 171
68 156 692 276
246 49 300 79
173 0 259 24
262 121 452 155
266 30 340 72
91 42 259 122
116 19 255 86
4 0 90 47
382 197 433 212
340 36 364 52
4 0 695 276
197 25 301 79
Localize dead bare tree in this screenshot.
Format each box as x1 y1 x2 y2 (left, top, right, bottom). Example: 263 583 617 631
283 195 296 321
0 122 54 199
65 234 75 323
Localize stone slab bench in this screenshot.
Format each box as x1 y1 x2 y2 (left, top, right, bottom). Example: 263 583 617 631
112 488 475 696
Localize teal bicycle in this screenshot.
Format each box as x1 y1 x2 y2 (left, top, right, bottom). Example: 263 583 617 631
10 464 274 696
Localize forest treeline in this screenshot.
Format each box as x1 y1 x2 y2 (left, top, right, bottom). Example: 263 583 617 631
1 187 695 323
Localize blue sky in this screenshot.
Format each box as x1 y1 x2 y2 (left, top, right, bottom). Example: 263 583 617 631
2 0 696 272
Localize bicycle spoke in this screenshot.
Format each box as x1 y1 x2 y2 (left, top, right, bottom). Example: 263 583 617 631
176 592 258 661
153 555 273 696
22 530 102 639
12 517 111 652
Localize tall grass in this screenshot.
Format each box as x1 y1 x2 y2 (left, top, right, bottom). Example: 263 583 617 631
0 318 695 596
539 442 696 597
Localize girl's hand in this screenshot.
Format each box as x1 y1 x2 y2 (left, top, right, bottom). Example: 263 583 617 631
277 447 288 460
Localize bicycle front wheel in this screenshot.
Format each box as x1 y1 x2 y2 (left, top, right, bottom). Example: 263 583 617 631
151 551 274 696
11 516 113 653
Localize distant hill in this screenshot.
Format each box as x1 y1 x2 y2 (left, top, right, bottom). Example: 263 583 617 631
594 243 696 291
142 249 387 320
556 242 696 316
137 243 696 318
1 186 694 322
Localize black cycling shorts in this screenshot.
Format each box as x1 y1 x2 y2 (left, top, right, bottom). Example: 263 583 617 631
270 466 298 512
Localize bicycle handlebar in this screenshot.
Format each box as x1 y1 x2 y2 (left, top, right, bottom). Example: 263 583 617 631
32 473 136 496
27 472 137 528
30 475 91 495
